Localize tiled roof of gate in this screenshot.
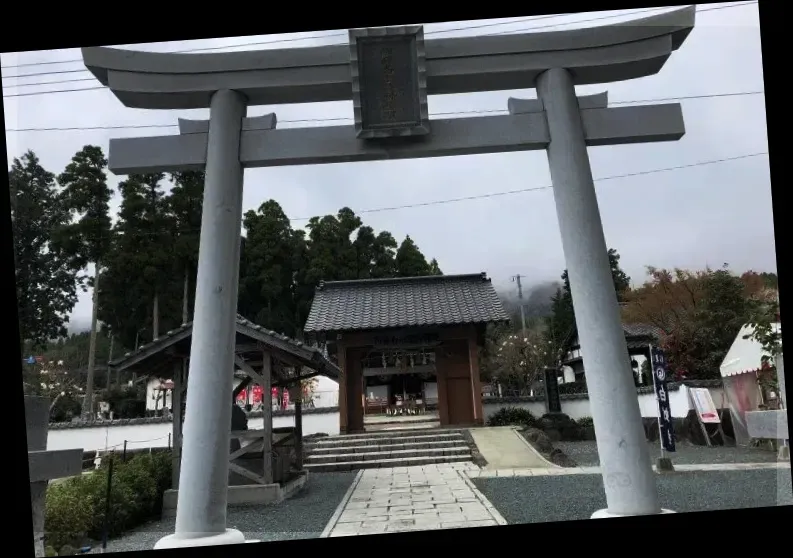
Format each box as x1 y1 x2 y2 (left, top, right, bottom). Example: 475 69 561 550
622 323 664 339
304 273 511 333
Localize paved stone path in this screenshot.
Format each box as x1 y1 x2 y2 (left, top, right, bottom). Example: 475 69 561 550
468 427 550 469
468 461 789 479
322 463 506 537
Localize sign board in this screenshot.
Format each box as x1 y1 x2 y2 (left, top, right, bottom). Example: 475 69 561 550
689 387 721 424
348 26 430 139
363 364 435 377
543 368 562 414
373 331 440 349
650 347 676 452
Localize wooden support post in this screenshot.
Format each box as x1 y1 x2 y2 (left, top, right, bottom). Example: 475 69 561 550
171 358 184 488
233 376 252 400
295 375 304 471
261 351 273 485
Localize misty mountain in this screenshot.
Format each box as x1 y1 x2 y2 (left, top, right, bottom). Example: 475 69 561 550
497 280 562 321
67 318 92 335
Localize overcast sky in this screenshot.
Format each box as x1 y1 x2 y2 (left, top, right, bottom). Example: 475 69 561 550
3 3 773 333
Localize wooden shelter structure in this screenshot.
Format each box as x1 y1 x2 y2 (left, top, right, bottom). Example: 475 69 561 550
107 314 339 488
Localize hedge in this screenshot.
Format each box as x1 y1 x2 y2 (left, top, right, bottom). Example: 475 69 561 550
487 407 539 428
44 451 172 554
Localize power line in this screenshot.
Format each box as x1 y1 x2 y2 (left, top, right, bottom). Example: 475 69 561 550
0 12 600 75
60 151 768 240
3 90 766 133
4 85 106 98
486 1 758 36
291 152 767 221
2 3 752 94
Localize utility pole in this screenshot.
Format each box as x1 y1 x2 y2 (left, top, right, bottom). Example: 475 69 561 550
511 274 527 336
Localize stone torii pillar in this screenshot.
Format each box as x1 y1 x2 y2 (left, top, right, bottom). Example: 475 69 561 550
26 396 83 557
158 89 249 549
80 6 696 545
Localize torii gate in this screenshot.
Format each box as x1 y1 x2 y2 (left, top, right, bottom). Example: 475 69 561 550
81 6 695 548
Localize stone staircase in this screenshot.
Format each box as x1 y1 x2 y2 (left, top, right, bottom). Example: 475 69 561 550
304 428 473 472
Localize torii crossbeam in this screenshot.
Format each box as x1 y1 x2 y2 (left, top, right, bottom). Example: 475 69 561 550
108 92 684 173
81 6 696 549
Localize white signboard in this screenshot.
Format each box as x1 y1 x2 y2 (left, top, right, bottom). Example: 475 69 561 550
689 387 721 424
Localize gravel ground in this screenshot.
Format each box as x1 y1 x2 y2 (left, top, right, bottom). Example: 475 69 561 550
474 468 792 524
90 472 357 553
555 440 781 467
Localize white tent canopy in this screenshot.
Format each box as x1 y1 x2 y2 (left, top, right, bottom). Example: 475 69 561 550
720 323 781 378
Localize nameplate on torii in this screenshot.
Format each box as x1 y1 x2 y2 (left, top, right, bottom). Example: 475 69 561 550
107 91 685 175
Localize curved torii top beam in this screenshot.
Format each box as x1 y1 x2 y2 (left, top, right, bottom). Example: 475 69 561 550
81 6 695 110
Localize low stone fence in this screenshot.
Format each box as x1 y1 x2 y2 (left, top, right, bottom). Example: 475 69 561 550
482 379 726 423
484 380 734 446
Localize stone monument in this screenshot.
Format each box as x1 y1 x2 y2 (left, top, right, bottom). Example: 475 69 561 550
81 6 696 547
26 396 83 557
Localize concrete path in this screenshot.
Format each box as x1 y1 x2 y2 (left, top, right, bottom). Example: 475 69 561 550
468 427 550 469
321 463 506 537
467 461 790 479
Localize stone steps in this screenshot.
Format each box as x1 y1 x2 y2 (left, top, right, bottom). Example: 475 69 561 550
306 433 463 449
308 440 463 455
307 445 472 465
304 453 472 472
304 429 473 472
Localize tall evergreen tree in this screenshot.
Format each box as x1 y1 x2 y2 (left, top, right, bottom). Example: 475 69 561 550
303 207 362 286
238 200 304 336
394 235 431 277
236 203 442 337
352 225 378 279
166 171 204 324
99 174 176 349
546 248 631 359
370 231 399 278
55 145 113 417
10 151 79 352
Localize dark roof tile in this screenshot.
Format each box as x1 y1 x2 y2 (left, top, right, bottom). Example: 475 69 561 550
304 273 510 333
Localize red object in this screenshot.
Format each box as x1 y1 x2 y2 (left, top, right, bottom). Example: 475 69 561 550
236 389 247 401
282 389 290 409
252 385 263 403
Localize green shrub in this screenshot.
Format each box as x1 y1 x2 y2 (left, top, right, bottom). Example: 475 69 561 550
44 478 94 551
577 416 594 427
44 546 58 557
50 395 82 423
487 407 537 427
45 451 173 552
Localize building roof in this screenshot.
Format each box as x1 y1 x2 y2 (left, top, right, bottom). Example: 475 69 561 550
109 314 339 383
621 323 664 339
720 323 781 378
304 273 511 334
570 322 662 349
563 322 663 364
